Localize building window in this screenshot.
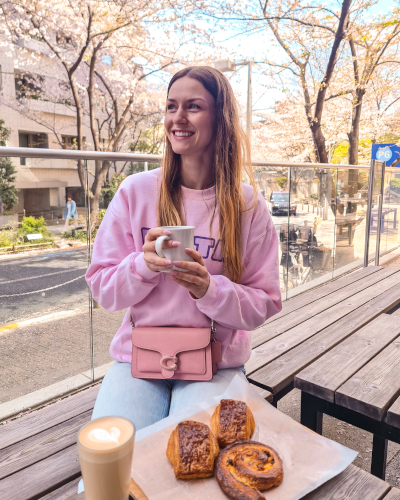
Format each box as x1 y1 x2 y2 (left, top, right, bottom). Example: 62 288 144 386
19 132 49 165
15 72 43 100
62 135 85 149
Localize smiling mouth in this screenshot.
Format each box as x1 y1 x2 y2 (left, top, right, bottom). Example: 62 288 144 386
173 131 194 137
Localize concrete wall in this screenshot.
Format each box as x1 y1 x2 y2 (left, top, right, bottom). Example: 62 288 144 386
24 188 51 213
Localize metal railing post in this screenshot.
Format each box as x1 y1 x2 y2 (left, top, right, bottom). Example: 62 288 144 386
144 162 148 172
364 159 376 267
375 163 386 266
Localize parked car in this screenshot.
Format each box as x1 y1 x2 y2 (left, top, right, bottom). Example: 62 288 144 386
270 192 297 216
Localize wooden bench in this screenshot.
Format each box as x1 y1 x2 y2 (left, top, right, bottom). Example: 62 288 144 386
247 266 400 405
295 313 400 479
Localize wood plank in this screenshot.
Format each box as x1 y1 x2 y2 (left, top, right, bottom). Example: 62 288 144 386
249 382 273 403
246 270 400 376
293 314 400 403
40 477 81 500
302 464 390 500
259 266 382 327
386 396 400 429
250 283 400 396
251 267 397 349
0 385 98 450
0 410 90 480
336 336 400 420
383 489 400 500
0 444 80 500
391 308 400 317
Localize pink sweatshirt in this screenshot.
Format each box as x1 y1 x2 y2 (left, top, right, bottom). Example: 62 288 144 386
85 168 282 369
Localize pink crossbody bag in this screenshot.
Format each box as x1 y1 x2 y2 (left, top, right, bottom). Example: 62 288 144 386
131 317 222 381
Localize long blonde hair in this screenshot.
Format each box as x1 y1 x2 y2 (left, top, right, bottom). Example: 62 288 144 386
158 66 257 283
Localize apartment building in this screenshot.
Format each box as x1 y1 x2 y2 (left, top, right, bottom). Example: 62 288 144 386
0 38 92 217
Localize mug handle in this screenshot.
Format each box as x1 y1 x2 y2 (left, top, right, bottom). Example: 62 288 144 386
155 235 170 258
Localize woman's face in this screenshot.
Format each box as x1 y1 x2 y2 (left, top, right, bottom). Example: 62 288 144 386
164 76 216 157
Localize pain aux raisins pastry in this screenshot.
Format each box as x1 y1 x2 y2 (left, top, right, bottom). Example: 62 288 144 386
211 399 256 447
215 440 284 500
166 420 219 480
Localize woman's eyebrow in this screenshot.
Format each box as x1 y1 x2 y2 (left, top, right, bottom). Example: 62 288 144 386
166 97 206 103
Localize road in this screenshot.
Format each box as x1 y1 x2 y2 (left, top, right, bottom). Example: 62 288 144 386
0 248 126 405
0 248 89 325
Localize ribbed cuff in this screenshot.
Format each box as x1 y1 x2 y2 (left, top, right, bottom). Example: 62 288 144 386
192 274 220 309
133 253 160 282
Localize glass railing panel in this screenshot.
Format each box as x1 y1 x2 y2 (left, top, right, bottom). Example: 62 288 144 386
382 167 400 254
254 166 289 300
0 156 92 413
333 167 370 274
283 166 337 298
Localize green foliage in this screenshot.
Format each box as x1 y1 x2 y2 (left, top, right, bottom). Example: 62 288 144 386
310 193 319 200
390 179 400 194
102 173 126 202
0 216 53 248
62 229 88 243
0 229 14 247
131 126 163 155
127 162 159 175
331 142 349 164
0 120 18 211
275 176 287 188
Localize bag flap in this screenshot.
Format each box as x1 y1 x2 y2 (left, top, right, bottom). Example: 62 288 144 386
132 327 210 356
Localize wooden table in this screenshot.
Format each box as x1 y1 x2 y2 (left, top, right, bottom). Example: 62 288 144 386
247 266 400 406
68 466 400 500
295 307 400 480
1 265 400 498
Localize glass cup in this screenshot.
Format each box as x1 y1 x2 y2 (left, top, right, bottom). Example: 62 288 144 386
77 416 135 500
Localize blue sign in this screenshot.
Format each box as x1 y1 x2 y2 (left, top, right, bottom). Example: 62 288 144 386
371 143 400 166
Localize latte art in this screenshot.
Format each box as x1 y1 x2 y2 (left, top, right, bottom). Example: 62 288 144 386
89 427 121 444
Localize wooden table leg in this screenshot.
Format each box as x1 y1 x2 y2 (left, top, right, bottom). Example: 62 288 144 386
371 434 388 479
300 392 323 435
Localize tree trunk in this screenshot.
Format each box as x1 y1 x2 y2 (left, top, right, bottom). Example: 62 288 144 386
347 87 366 166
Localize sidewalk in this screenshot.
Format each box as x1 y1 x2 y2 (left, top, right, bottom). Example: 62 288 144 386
0 307 126 405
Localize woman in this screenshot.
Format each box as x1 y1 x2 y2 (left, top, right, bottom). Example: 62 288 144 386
85 66 281 430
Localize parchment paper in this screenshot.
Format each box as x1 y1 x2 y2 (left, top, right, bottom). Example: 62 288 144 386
131 375 357 500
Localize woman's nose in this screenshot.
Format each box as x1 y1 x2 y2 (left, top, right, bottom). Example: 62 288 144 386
173 107 188 123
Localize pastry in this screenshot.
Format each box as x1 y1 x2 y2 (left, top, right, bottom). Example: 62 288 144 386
215 440 284 500
166 420 219 480
211 399 255 447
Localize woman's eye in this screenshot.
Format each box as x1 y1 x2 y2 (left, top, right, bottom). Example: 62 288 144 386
167 104 176 111
189 104 200 109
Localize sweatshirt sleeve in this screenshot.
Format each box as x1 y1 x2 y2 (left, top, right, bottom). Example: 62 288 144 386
193 193 282 331
85 185 160 312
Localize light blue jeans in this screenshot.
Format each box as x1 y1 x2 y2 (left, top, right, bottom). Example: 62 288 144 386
78 361 246 493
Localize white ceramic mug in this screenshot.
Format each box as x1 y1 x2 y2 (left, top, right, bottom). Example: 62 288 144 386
155 226 195 272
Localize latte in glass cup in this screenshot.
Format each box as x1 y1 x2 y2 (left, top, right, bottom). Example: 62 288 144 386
77 416 135 500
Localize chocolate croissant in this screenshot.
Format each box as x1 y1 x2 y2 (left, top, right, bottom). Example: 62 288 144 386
215 440 284 500
211 399 255 447
166 420 219 480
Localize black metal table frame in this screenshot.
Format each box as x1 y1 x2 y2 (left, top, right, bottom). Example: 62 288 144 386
248 379 295 408
300 391 400 479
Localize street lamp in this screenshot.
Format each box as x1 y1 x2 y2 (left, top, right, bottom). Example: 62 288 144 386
214 59 252 143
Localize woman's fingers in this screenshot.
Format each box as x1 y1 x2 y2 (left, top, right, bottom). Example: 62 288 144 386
171 260 207 276
185 247 205 266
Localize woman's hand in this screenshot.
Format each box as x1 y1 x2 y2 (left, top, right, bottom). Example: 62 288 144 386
170 248 210 299
142 228 181 272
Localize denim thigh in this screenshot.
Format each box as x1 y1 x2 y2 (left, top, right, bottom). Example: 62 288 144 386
91 361 171 431
169 366 247 415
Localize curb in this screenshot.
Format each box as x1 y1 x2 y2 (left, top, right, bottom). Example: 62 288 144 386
0 309 86 335
0 361 114 423
0 244 88 261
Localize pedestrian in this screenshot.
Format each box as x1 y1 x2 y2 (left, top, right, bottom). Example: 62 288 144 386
85 66 282 432
64 195 77 228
